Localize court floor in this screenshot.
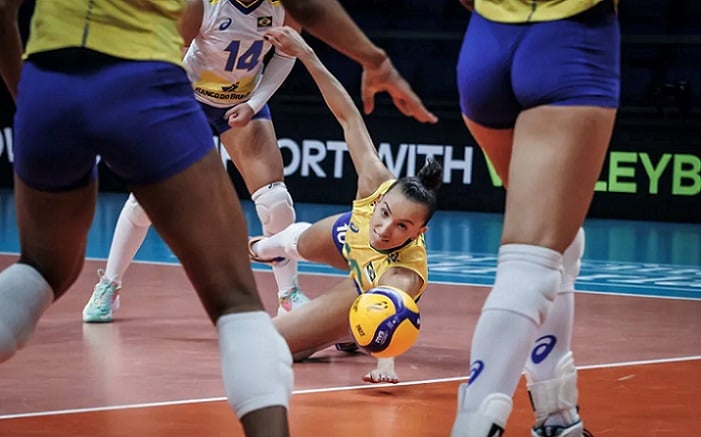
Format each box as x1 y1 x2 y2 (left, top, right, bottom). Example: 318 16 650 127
0 190 699 436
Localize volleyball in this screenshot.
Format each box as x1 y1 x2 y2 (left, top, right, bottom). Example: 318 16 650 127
348 286 421 358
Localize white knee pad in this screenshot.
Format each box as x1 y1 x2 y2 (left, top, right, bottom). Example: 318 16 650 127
525 351 580 427
252 182 295 236
217 311 293 419
482 244 563 326
561 228 585 293
0 264 54 362
123 193 152 227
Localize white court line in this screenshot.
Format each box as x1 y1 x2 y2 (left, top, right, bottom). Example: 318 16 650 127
1 355 699 421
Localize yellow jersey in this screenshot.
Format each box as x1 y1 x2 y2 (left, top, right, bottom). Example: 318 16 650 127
343 180 429 299
25 0 185 66
476 0 615 23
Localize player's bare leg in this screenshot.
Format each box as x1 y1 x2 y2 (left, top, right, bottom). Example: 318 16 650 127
132 149 292 436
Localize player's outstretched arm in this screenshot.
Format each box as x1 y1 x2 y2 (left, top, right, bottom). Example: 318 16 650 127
278 0 437 124
264 26 393 197
0 0 25 101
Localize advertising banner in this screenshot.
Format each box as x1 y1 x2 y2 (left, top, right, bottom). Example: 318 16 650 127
1 99 699 223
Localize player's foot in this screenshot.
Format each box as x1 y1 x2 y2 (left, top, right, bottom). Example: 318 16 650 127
277 285 311 316
531 422 593 437
82 269 121 323
248 236 286 265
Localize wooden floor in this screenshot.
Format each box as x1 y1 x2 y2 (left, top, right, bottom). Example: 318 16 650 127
1 258 699 436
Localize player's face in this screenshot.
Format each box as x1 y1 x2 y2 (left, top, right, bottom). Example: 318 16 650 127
369 189 428 251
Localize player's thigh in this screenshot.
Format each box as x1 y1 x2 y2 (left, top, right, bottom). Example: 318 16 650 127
297 214 349 270
274 278 358 353
131 148 262 322
13 177 97 295
503 105 616 252
220 118 284 193
463 115 514 187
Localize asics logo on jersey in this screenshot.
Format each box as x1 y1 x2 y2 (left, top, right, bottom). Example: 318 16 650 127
349 222 359 233
221 82 240 92
387 252 400 264
468 360 484 385
257 16 273 28
219 18 232 30
530 335 557 364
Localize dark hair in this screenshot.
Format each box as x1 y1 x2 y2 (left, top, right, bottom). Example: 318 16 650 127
387 157 443 225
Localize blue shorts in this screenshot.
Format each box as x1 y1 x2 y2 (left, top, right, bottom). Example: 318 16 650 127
199 102 272 135
457 0 620 128
13 54 214 191
331 211 352 256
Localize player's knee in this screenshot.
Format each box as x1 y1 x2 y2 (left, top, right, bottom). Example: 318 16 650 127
217 312 293 419
124 193 151 227
252 182 295 236
482 244 563 325
561 228 585 293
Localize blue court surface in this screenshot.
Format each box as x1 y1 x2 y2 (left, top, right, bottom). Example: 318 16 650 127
0 189 699 300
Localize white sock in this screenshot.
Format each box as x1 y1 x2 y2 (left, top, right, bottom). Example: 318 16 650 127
524 229 584 427
103 195 151 284
460 245 562 415
527 292 574 383
0 263 54 362
253 222 310 262
273 260 298 297
463 309 539 413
